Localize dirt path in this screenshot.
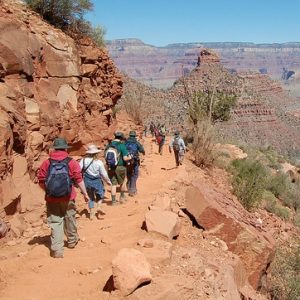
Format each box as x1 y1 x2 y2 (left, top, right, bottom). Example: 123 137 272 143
0 136 184 300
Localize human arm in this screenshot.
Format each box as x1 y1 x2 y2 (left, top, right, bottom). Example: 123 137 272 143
120 143 132 162
37 159 50 190
98 160 112 185
169 138 174 153
138 142 145 155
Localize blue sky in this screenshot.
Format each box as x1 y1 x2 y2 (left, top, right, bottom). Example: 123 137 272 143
86 0 300 47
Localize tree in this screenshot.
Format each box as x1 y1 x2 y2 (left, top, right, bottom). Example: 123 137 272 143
25 0 105 46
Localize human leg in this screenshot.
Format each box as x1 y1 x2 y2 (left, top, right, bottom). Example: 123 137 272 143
47 201 65 257
174 150 180 166
116 166 127 202
129 163 139 195
64 200 79 248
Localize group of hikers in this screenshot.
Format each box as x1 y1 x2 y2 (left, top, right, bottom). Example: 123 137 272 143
37 127 186 258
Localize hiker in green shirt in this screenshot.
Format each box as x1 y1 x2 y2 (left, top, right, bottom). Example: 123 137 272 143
105 132 131 205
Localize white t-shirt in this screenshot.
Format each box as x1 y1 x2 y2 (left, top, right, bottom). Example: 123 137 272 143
79 158 111 184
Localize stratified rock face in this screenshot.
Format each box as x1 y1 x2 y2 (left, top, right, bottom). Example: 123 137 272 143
0 1 122 211
107 39 300 89
185 186 275 289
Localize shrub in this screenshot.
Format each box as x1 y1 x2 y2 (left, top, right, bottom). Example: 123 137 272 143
269 242 300 300
281 181 300 210
266 172 289 197
25 0 105 46
230 159 268 210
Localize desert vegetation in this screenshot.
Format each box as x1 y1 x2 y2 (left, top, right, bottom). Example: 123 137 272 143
25 0 106 46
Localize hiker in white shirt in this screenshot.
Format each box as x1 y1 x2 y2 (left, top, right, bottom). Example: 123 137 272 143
79 145 111 220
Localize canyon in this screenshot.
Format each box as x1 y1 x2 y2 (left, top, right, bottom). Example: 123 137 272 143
107 38 300 93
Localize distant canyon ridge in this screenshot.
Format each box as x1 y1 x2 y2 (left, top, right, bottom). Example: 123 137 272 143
107 39 300 93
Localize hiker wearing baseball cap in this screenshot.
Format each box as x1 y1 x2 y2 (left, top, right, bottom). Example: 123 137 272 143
125 131 145 197
80 144 112 220
38 138 89 258
105 132 132 205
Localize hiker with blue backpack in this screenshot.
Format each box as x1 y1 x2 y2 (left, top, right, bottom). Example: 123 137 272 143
105 132 132 205
125 131 145 197
38 138 89 258
79 145 112 220
169 131 186 167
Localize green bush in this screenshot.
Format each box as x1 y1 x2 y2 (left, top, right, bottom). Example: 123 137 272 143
281 182 300 210
230 159 268 210
269 242 300 300
266 172 289 197
25 0 105 46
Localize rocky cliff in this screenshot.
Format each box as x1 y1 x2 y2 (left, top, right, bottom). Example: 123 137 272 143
107 39 300 89
0 1 123 214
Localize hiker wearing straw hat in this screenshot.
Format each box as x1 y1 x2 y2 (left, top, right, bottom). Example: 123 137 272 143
80 144 112 220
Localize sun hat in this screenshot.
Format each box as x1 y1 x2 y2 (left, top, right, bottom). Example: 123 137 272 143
86 144 101 154
51 138 70 149
129 130 136 137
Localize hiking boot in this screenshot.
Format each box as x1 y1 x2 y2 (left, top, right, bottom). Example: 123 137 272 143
89 208 95 220
111 201 118 206
67 239 79 249
119 196 127 204
50 251 64 258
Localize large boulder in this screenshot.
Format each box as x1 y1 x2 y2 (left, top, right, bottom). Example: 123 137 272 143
145 210 181 239
112 248 152 296
186 186 275 289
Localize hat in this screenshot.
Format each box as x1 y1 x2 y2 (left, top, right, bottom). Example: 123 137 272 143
51 138 70 149
114 131 124 139
86 144 101 154
129 130 136 137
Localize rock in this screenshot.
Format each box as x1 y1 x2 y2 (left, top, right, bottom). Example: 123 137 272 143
149 195 171 211
145 210 181 239
140 239 173 265
186 186 275 289
112 248 152 296
137 239 154 248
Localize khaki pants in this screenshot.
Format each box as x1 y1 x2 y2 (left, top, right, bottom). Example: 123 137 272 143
47 200 78 255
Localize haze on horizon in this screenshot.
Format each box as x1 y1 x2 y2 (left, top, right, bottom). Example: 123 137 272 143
86 0 300 47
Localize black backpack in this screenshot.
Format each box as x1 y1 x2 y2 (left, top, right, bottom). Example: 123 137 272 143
45 157 72 197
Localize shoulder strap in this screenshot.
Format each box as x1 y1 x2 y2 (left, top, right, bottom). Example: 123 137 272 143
81 158 94 174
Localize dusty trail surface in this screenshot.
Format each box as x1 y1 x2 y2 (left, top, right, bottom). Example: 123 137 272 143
0 136 183 300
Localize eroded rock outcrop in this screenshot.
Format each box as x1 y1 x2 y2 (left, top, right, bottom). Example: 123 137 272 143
186 186 275 289
0 1 122 214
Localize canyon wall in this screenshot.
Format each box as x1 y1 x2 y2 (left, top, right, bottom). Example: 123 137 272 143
107 39 300 90
0 1 123 215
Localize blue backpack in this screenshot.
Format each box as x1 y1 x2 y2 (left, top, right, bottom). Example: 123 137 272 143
125 141 139 161
45 158 72 197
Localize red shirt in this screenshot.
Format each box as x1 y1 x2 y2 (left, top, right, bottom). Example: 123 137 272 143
38 150 83 202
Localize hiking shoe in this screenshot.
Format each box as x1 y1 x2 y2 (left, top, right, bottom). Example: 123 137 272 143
67 239 79 249
50 251 64 258
111 201 118 206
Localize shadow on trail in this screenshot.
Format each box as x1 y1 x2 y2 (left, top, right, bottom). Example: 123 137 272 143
28 235 51 250
161 167 177 171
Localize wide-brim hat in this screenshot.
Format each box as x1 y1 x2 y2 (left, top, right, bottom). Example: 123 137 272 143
129 130 136 137
86 144 101 154
51 138 70 149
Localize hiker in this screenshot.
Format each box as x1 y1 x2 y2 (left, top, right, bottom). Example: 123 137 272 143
105 132 131 205
156 125 166 155
79 145 112 220
169 131 186 167
143 124 148 137
125 131 145 197
149 121 155 137
38 138 89 258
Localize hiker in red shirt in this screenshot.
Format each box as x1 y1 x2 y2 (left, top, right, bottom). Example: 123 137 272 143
38 138 89 258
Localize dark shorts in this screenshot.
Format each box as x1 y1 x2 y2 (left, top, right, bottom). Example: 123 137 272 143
108 166 127 185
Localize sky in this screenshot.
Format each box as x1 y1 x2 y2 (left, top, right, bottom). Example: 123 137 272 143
86 0 300 47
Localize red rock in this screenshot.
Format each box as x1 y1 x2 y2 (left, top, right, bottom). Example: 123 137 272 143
186 186 275 289
145 210 181 239
112 248 152 296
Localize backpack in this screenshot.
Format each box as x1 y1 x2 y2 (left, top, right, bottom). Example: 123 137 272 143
173 138 180 151
45 157 72 198
125 141 139 160
105 144 120 169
